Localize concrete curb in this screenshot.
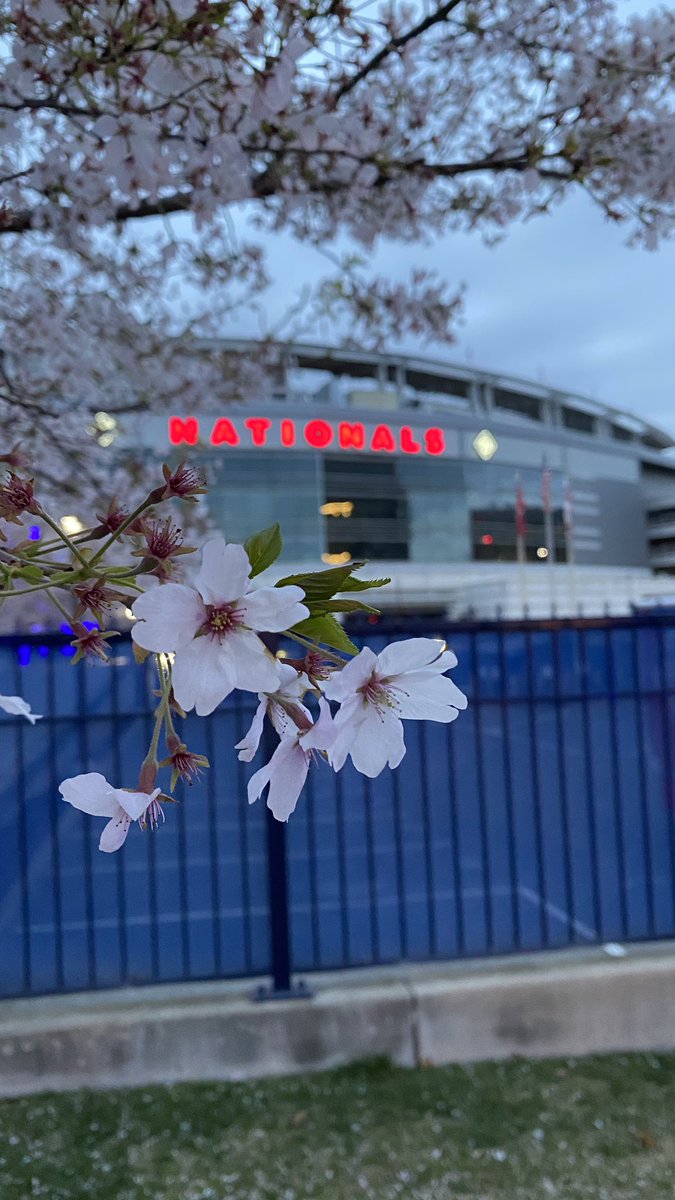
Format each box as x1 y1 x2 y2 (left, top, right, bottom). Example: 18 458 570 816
2 943 675 1096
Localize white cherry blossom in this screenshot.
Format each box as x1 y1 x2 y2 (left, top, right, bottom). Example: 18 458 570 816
131 538 309 716
0 693 42 724
59 772 162 853
247 699 336 822
235 663 311 762
324 638 468 779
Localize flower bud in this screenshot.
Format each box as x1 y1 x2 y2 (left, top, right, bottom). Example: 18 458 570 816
147 462 207 504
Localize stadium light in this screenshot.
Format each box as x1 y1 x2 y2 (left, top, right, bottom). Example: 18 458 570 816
473 429 498 461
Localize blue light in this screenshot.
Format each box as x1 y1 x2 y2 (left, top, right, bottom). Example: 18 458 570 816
60 646 76 658
28 526 41 542
38 645 49 658
60 623 73 635
17 644 31 667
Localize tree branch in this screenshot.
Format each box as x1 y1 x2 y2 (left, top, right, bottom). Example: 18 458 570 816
0 147 577 236
332 0 465 103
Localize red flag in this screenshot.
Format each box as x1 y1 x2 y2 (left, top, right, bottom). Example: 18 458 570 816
515 477 527 540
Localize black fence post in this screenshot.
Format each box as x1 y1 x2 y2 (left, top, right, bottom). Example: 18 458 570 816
254 645 312 1002
255 802 312 1001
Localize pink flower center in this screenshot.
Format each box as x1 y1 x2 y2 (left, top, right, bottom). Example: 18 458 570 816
204 602 244 641
359 673 396 711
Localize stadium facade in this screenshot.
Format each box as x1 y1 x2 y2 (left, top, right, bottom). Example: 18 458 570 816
125 340 675 618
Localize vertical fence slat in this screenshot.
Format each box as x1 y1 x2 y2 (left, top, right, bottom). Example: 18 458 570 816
204 713 223 977
470 636 494 952
577 628 603 941
605 627 630 939
417 722 437 958
391 764 409 961
362 775 380 963
46 651 65 991
551 626 576 944
498 628 521 950
12 647 31 995
524 629 549 946
630 625 656 939
110 663 128 985
446 723 465 957
334 768 351 965
77 662 97 988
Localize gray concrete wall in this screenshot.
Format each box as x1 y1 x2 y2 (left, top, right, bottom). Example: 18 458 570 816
2 944 675 1097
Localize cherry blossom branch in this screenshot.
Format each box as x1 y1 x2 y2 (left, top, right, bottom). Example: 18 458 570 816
332 0 465 102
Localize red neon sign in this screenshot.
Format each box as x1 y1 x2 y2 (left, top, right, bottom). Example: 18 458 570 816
168 416 446 457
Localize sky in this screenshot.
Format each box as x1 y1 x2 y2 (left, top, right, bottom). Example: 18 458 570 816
225 0 675 439
232 187 675 440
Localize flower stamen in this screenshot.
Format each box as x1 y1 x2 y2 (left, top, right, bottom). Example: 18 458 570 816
205 603 244 639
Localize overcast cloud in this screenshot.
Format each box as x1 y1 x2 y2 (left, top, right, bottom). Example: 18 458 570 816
224 0 675 439
231 188 675 439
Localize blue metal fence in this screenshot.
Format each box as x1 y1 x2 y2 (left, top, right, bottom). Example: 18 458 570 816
2 614 675 999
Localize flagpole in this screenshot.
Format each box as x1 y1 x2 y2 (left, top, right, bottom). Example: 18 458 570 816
542 456 555 564
563 476 578 615
515 472 529 616
541 455 556 616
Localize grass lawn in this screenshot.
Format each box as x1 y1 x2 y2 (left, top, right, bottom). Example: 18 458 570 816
2 1052 675 1199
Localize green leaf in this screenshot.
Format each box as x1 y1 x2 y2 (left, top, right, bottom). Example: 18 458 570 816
311 598 381 616
244 524 282 577
290 614 359 656
276 562 365 599
339 575 391 593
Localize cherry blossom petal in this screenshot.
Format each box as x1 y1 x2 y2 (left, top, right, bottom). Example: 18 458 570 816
276 663 304 692
277 663 309 696
227 629 282 694
300 698 336 751
333 705 406 779
238 585 308 632
235 697 267 761
248 738 309 822
434 649 459 671
326 696 363 771
99 805 132 853
194 538 251 606
0 693 42 724
59 772 118 817
131 583 204 652
172 635 237 716
322 646 378 702
269 698 312 738
376 638 446 678
391 672 468 720
113 786 161 821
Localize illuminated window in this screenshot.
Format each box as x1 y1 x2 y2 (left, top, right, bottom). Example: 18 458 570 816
323 458 409 561
320 501 354 518
322 551 351 564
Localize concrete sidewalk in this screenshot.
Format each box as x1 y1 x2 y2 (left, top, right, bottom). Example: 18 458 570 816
2 943 675 1097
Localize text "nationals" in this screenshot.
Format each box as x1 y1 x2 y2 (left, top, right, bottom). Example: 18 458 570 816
168 416 446 456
